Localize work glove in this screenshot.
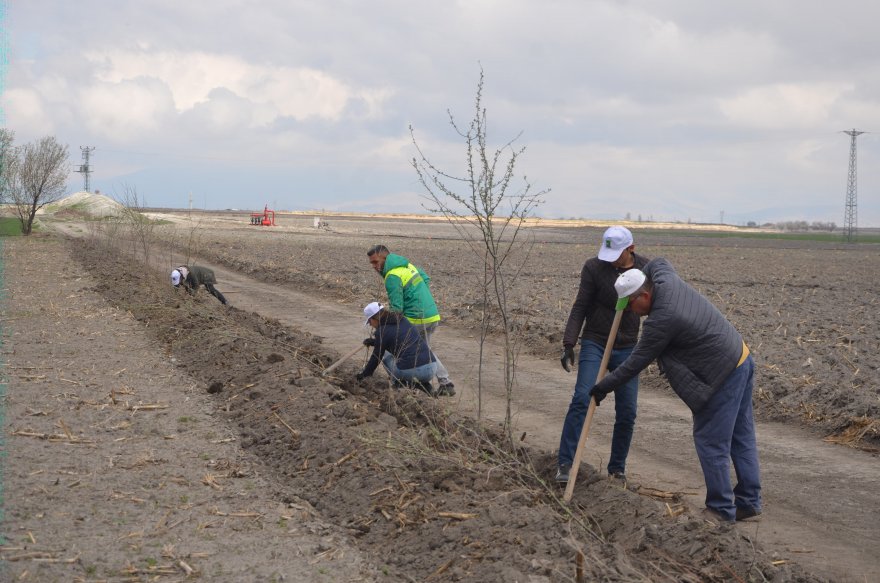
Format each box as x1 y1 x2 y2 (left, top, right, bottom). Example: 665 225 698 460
356 370 367 382
560 345 575 372
590 383 611 406
363 337 376 347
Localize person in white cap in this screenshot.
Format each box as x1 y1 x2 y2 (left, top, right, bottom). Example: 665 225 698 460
171 265 227 305
555 226 649 484
591 259 761 525
356 302 440 395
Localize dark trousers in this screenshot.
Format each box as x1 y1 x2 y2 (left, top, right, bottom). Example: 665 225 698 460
204 283 227 305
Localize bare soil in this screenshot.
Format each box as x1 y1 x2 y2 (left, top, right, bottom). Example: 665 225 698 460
2 211 878 582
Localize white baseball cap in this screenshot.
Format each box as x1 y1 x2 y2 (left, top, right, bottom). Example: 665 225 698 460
171 269 181 286
597 226 634 262
615 269 646 299
363 301 384 325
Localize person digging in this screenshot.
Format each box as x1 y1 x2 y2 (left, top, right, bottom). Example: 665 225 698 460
590 260 762 525
366 244 455 396
356 302 439 395
171 265 228 305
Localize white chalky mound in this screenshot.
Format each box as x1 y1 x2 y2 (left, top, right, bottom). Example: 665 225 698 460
51 191 126 217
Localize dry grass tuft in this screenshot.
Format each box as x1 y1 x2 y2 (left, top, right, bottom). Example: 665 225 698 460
823 416 879 452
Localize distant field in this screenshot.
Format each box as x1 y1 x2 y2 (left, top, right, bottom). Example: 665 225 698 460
141 207 880 244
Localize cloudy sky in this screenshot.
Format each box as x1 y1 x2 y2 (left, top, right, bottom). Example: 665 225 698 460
4 1 880 226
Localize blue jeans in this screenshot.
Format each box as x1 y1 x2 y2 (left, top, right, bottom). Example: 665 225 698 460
410 321 451 385
693 355 762 521
558 340 638 475
381 352 436 384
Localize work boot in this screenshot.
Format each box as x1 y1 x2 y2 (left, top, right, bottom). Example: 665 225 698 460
555 464 571 484
700 507 734 528
735 506 762 521
411 380 435 396
437 382 456 396
609 471 627 482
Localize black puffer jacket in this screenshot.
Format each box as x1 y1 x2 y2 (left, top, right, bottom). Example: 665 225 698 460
562 253 650 349
597 258 744 413
362 315 434 377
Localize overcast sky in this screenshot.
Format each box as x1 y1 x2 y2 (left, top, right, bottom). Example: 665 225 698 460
4 1 880 226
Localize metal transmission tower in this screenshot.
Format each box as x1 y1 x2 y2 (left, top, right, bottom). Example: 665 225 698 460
76 146 95 192
842 129 864 242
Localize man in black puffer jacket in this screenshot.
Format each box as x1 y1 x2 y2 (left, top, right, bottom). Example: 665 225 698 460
592 258 762 525
356 302 438 395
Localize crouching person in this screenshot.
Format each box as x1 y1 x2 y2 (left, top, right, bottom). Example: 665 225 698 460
171 265 228 305
356 302 438 395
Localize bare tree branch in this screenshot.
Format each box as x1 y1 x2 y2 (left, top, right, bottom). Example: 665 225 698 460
6 135 70 235
410 67 550 440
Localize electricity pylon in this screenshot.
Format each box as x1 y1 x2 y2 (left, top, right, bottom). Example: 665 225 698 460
842 129 864 242
76 146 95 193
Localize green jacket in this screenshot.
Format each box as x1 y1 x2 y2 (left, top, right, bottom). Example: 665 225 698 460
184 265 217 288
381 253 440 325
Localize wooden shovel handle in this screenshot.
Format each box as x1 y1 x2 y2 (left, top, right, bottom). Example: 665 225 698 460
563 307 625 502
322 344 366 376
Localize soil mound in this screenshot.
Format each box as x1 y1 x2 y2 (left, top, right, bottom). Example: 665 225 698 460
48 191 124 218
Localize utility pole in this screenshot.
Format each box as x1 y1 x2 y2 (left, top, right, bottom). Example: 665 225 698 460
76 146 95 193
843 129 865 243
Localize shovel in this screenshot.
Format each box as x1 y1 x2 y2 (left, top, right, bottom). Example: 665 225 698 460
563 296 628 503
321 344 366 377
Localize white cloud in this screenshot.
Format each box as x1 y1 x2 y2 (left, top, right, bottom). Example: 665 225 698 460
4 88 55 137
719 83 849 129
77 77 175 139
87 50 388 123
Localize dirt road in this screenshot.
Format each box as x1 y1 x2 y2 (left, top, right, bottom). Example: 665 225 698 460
206 254 879 581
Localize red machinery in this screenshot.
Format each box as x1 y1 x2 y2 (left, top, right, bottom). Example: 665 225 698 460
249 205 276 226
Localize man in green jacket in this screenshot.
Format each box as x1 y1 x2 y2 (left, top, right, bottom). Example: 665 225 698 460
367 245 454 396
171 265 228 305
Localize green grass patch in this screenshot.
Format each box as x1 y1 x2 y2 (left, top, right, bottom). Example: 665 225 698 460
0 217 22 236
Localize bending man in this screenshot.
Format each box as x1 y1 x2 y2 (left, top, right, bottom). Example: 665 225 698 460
171 265 228 305
356 302 437 393
592 258 762 524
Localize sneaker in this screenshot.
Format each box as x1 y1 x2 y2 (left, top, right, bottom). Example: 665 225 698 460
609 472 627 481
555 464 571 484
437 382 456 396
735 506 762 521
700 507 735 527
